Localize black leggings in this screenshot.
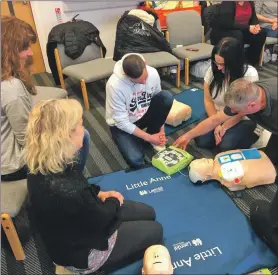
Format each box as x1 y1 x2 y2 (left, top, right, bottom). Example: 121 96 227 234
250 134 278 256
211 28 266 66
264 134 278 166
1 165 28 181
100 200 163 273
250 179 278 256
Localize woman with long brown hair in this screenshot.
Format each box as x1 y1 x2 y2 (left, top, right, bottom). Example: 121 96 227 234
1 16 36 181
1 16 38 94
1 16 67 181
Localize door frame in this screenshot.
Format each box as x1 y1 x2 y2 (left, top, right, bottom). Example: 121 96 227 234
30 2 64 73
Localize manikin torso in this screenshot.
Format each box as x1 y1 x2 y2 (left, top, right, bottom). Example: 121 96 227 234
166 99 192 127
189 150 276 190
213 150 276 188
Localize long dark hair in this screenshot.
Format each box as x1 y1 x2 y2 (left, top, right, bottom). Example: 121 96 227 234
210 37 248 99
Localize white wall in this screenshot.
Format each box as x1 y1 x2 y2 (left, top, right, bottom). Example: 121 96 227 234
31 1 63 72
31 1 137 73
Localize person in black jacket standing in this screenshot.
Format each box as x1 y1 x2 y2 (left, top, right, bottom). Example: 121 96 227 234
210 1 266 67
25 98 162 274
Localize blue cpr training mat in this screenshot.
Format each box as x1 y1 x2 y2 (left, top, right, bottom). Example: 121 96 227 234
88 167 278 274
165 88 205 135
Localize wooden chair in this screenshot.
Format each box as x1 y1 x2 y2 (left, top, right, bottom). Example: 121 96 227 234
1 179 27 260
166 10 213 86
55 264 75 275
142 52 181 88
54 42 115 110
265 36 278 46
259 37 278 66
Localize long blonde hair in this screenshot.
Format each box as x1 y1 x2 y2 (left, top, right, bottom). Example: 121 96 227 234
1 16 37 95
24 99 83 175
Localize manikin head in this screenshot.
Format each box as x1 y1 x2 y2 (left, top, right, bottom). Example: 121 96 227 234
188 158 214 184
142 245 173 275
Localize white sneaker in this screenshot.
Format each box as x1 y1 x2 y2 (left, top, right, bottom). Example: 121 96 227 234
152 144 166 152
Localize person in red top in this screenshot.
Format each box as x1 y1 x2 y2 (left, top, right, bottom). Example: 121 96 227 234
210 1 266 67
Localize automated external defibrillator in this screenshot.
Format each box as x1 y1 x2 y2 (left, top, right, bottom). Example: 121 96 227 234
152 146 194 176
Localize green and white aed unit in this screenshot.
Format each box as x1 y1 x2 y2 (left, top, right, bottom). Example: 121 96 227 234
152 146 194 176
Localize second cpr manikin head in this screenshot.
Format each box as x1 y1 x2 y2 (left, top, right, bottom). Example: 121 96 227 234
142 245 173 275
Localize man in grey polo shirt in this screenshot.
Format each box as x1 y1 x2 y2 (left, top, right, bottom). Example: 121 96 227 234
174 77 278 164
223 77 278 163
174 77 278 256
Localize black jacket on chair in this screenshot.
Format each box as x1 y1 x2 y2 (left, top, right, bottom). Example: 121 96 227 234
113 11 172 61
47 20 106 85
200 3 220 39
27 165 121 269
210 1 259 43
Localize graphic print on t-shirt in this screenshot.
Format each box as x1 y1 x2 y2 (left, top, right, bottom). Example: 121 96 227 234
129 89 152 119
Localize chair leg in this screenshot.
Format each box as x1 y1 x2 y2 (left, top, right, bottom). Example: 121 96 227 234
259 44 265 67
54 48 66 89
58 72 66 90
80 79 90 110
185 58 190 86
55 264 75 274
176 61 181 88
1 213 25 260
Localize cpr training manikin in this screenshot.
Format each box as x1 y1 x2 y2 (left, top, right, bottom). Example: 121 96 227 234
142 245 173 275
188 149 276 191
166 99 192 127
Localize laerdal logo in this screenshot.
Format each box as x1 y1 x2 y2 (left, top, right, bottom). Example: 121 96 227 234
139 190 148 196
173 238 203 251
192 238 202 246
125 176 171 191
172 247 222 270
139 186 164 196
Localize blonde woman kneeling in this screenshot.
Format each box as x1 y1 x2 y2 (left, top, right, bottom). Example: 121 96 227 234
25 99 162 274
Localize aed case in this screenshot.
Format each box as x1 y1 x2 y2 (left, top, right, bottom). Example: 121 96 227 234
152 146 194 175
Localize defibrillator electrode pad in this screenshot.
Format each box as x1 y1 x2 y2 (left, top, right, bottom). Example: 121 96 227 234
220 161 245 182
217 148 261 165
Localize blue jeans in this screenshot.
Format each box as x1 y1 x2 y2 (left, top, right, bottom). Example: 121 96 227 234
110 90 173 168
263 26 278 38
77 129 90 171
195 114 259 152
